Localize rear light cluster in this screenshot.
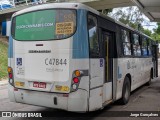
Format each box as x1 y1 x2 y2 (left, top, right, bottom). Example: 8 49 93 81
71 70 83 91
8 67 14 86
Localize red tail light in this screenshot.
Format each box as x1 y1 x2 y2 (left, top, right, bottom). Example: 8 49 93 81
9 73 13 79
73 77 79 83
8 67 14 86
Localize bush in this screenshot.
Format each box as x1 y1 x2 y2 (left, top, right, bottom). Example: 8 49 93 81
0 41 8 80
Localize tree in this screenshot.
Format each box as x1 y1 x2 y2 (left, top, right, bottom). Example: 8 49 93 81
109 7 145 30
151 33 160 42
148 23 160 42
141 28 152 36
100 6 159 42
155 23 160 34
98 9 113 15
108 6 158 39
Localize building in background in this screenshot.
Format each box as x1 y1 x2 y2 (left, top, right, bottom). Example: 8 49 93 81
2 20 11 36
0 0 13 10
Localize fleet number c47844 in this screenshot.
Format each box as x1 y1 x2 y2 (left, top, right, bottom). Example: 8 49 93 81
45 58 67 66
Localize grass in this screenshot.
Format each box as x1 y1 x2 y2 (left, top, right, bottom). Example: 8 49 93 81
0 41 8 80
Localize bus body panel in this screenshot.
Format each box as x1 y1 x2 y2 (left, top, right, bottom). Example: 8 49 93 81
70 59 90 91
89 59 104 111
89 87 103 111
116 58 153 100
13 38 72 93
8 84 88 112
8 84 16 102
89 59 104 88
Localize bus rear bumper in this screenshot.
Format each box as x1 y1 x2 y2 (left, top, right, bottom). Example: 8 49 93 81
8 84 88 112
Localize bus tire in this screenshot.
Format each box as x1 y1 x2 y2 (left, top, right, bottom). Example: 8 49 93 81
146 70 152 86
120 77 131 105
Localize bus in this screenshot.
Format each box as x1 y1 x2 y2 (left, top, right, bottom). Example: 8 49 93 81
8 3 158 112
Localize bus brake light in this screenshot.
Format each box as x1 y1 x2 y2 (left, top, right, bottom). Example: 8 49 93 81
9 73 13 79
73 77 79 83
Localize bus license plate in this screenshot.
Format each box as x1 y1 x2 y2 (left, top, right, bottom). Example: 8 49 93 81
33 82 46 88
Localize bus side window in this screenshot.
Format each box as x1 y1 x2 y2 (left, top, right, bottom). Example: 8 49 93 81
121 29 131 56
132 33 141 56
148 39 152 56
142 37 148 56
88 14 100 58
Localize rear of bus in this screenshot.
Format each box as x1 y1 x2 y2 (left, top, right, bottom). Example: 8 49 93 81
8 3 90 112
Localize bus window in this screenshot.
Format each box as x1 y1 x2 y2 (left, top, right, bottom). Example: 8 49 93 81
11 9 76 41
121 29 131 56
148 39 152 56
132 34 141 56
88 14 99 58
142 37 148 56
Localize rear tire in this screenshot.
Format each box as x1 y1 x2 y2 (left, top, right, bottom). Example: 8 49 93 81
120 77 131 105
146 70 152 86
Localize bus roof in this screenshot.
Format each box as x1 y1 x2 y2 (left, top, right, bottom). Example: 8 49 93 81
12 2 154 41
12 3 99 17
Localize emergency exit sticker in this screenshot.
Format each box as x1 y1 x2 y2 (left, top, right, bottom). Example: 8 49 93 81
56 22 73 35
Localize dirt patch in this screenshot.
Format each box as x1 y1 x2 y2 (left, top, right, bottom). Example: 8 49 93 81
0 78 8 81
0 37 8 45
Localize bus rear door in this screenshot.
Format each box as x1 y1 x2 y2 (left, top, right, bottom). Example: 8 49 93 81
102 31 113 105
152 44 158 77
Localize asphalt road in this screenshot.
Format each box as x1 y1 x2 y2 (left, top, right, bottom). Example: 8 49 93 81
0 67 160 120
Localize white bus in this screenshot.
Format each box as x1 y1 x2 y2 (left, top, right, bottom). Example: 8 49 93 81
8 3 158 112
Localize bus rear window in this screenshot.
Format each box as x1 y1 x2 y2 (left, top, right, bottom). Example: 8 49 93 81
11 9 76 41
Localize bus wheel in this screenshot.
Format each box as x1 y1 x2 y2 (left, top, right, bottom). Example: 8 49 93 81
146 70 152 86
120 77 131 105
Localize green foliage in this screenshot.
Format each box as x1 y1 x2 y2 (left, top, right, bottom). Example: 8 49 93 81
111 7 144 29
155 23 160 34
141 28 152 36
150 23 160 42
151 33 160 42
98 8 113 15
109 7 160 42
0 41 8 79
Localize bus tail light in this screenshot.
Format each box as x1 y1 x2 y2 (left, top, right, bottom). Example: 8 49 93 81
72 78 79 91
8 67 14 86
75 70 80 77
71 70 83 91
73 77 79 83
8 67 12 73
72 84 78 90
9 73 13 79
